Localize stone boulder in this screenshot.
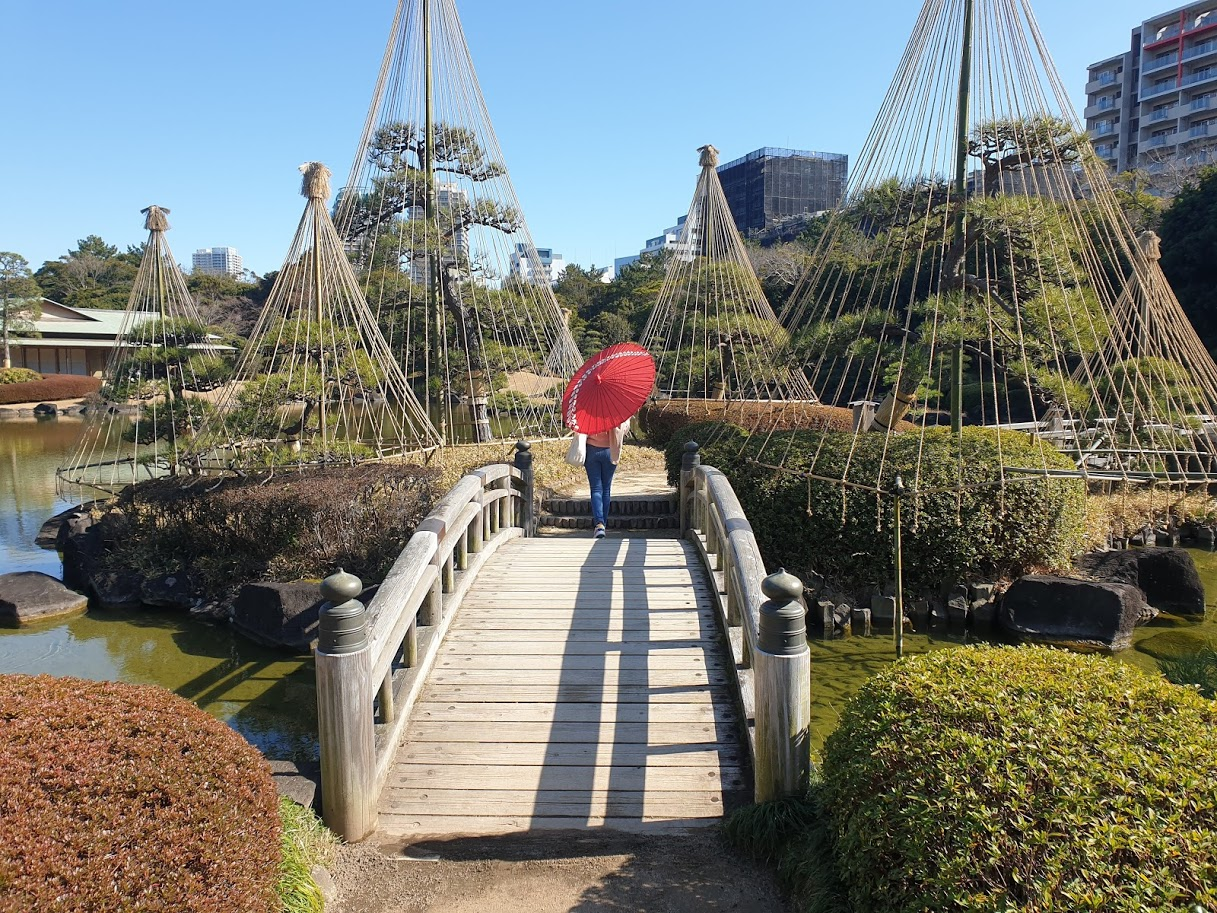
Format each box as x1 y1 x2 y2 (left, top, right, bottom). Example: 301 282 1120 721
140 572 201 611
232 581 325 652
1076 547 1205 617
999 575 1150 652
90 569 144 609
0 572 89 626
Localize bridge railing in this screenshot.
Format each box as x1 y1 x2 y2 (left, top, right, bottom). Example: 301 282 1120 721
313 442 536 840
678 441 811 803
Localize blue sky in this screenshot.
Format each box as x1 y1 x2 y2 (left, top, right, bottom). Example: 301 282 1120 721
2 0 1158 277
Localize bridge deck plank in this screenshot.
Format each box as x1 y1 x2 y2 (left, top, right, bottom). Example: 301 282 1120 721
376 534 747 840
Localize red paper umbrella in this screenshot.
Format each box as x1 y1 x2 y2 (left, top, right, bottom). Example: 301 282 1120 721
561 342 657 435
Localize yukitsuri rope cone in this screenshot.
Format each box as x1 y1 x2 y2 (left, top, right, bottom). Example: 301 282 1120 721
755 0 1217 495
58 206 233 494
335 0 582 445
187 163 441 472
639 145 817 418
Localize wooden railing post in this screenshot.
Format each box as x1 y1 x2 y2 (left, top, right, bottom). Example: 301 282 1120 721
514 440 535 536
679 441 701 535
315 569 377 841
754 568 811 803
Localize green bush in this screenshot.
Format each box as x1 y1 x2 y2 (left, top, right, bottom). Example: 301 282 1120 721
0 367 41 385
822 646 1217 912
665 422 1087 593
0 674 281 913
0 373 101 405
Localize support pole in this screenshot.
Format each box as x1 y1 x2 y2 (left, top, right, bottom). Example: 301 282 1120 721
312 202 328 451
754 568 811 802
892 477 905 660
423 0 445 445
950 0 975 436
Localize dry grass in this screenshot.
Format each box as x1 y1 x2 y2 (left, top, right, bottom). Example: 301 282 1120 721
419 438 665 494
1084 486 1217 549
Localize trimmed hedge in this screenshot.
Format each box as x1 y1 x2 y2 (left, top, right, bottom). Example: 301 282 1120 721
0 674 281 913
0 368 41 385
0 373 101 405
822 647 1217 912
665 421 1086 593
640 399 860 448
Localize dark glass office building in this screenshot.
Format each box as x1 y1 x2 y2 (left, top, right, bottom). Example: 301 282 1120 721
717 147 848 235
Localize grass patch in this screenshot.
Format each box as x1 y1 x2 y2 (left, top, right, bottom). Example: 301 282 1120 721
276 797 339 913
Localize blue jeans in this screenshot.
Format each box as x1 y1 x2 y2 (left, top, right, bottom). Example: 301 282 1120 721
585 445 617 527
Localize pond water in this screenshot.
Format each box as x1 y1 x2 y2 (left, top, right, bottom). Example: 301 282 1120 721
2 417 1215 766
0 416 318 763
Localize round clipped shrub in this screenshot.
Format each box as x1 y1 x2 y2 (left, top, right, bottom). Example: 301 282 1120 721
822 646 1217 912
0 674 282 913
664 422 1086 593
0 367 41 385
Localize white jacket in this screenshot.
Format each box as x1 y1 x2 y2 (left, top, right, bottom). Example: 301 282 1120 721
571 418 631 465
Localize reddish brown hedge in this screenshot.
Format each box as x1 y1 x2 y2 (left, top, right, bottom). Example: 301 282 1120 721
0 675 281 913
0 374 102 405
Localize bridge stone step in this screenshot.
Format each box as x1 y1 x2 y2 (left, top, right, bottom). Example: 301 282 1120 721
537 514 679 530
540 494 677 517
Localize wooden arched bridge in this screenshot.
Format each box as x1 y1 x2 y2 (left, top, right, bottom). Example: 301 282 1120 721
315 444 811 842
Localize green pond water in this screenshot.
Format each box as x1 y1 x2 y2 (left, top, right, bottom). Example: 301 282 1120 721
0 416 318 763
2 417 1214 766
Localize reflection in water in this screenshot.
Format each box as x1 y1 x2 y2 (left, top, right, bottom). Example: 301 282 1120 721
808 552 1217 758
0 418 318 762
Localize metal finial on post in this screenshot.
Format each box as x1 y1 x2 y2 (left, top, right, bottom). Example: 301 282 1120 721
514 441 535 536
754 568 811 802
758 568 807 654
679 441 702 536
318 568 367 654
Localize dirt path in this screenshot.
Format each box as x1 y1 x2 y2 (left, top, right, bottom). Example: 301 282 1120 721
329 829 788 913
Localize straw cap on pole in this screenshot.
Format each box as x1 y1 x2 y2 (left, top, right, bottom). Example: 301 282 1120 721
300 162 333 202
141 205 171 232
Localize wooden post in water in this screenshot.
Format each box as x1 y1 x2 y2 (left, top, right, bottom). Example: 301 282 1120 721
754 568 811 802
314 569 376 841
679 441 701 536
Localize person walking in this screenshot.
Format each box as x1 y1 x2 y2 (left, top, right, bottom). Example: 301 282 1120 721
570 418 631 538
560 341 657 539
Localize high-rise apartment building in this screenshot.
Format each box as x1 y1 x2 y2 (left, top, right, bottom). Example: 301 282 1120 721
1085 3 1217 172
192 247 243 279
509 244 567 285
716 147 848 235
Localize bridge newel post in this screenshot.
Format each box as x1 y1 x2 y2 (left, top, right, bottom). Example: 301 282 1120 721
514 440 535 536
679 441 701 536
315 569 377 841
754 568 811 803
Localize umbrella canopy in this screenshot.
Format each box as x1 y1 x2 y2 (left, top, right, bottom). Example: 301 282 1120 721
562 342 657 435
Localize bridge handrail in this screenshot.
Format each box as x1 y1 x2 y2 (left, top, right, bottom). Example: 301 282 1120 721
314 443 536 840
679 441 811 803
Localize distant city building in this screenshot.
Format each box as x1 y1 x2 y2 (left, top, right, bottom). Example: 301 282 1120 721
716 147 848 235
509 244 567 285
613 214 702 274
409 183 470 285
192 247 243 279
1085 3 1217 173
